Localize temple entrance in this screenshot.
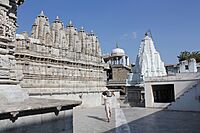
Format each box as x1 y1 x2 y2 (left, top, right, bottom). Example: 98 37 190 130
127 86 145 107
152 84 175 103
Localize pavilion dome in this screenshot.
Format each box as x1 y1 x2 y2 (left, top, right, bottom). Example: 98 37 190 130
111 47 125 56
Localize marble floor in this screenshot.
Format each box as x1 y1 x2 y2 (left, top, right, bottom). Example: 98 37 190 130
73 106 200 133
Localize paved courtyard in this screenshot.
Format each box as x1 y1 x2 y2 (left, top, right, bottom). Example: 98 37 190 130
73 106 200 133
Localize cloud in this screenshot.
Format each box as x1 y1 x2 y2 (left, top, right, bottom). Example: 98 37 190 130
132 32 137 40
120 33 128 40
120 32 137 41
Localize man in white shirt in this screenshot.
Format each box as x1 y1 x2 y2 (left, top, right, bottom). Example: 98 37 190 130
102 90 115 122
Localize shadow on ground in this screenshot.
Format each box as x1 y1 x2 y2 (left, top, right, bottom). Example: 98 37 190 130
87 115 107 122
104 109 200 133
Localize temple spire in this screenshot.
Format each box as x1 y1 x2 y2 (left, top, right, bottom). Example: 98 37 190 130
129 31 166 84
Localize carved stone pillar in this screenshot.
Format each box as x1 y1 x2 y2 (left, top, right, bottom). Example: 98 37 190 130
0 0 28 104
0 0 24 82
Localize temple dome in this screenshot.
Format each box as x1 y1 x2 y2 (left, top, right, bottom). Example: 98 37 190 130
111 47 125 56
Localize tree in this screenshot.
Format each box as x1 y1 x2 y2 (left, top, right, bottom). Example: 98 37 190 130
190 51 200 62
177 51 200 63
177 51 190 62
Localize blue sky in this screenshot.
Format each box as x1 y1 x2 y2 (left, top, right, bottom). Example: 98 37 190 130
17 0 200 64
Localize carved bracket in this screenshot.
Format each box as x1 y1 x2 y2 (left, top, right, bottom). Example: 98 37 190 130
10 111 19 123
55 105 62 116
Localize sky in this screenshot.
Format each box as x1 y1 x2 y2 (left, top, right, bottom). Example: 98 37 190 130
17 0 200 64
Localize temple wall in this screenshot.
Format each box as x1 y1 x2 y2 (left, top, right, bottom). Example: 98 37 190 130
14 12 109 107
112 65 130 82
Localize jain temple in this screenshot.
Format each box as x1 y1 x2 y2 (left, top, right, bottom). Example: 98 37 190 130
0 0 200 133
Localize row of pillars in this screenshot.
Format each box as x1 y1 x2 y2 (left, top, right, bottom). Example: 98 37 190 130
107 56 130 66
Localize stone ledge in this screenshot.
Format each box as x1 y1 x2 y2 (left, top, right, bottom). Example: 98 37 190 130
0 98 81 122
0 98 81 113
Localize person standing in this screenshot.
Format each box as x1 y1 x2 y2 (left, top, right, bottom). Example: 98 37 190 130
102 90 115 122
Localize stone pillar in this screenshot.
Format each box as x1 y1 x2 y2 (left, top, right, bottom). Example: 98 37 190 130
127 57 130 66
122 55 126 66
116 57 119 64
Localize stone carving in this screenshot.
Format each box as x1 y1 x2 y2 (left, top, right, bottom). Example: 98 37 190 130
0 7 17 41
0 0 22 82
0 9 5 36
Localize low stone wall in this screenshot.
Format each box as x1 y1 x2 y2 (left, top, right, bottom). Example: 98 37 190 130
29 90 120 108
0 98 81 133
0 110 73 133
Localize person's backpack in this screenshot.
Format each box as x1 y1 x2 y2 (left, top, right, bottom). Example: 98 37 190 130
102 91 107 96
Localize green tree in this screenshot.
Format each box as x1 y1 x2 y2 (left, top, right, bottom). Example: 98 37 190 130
177 51 191 62
190 51 200 62
177 51 200 63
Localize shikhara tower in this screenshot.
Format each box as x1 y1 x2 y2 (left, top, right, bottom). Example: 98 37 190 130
128 32 166 84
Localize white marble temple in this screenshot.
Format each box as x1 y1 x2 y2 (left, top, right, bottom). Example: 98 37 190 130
128 32 166 84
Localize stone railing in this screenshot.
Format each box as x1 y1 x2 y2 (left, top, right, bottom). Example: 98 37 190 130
145 72 200 82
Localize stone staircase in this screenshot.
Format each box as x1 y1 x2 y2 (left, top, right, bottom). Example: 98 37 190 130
167 81 200 111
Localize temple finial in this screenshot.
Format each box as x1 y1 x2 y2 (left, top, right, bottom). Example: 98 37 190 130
68 20 73 26
116 42 119 48
56 16 59 20
145 32 148 36
54 16 62 23
40 11 45 16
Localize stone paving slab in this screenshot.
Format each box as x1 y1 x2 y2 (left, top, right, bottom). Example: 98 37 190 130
73 106 116 133
123 108 200 133
73 106 200 133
